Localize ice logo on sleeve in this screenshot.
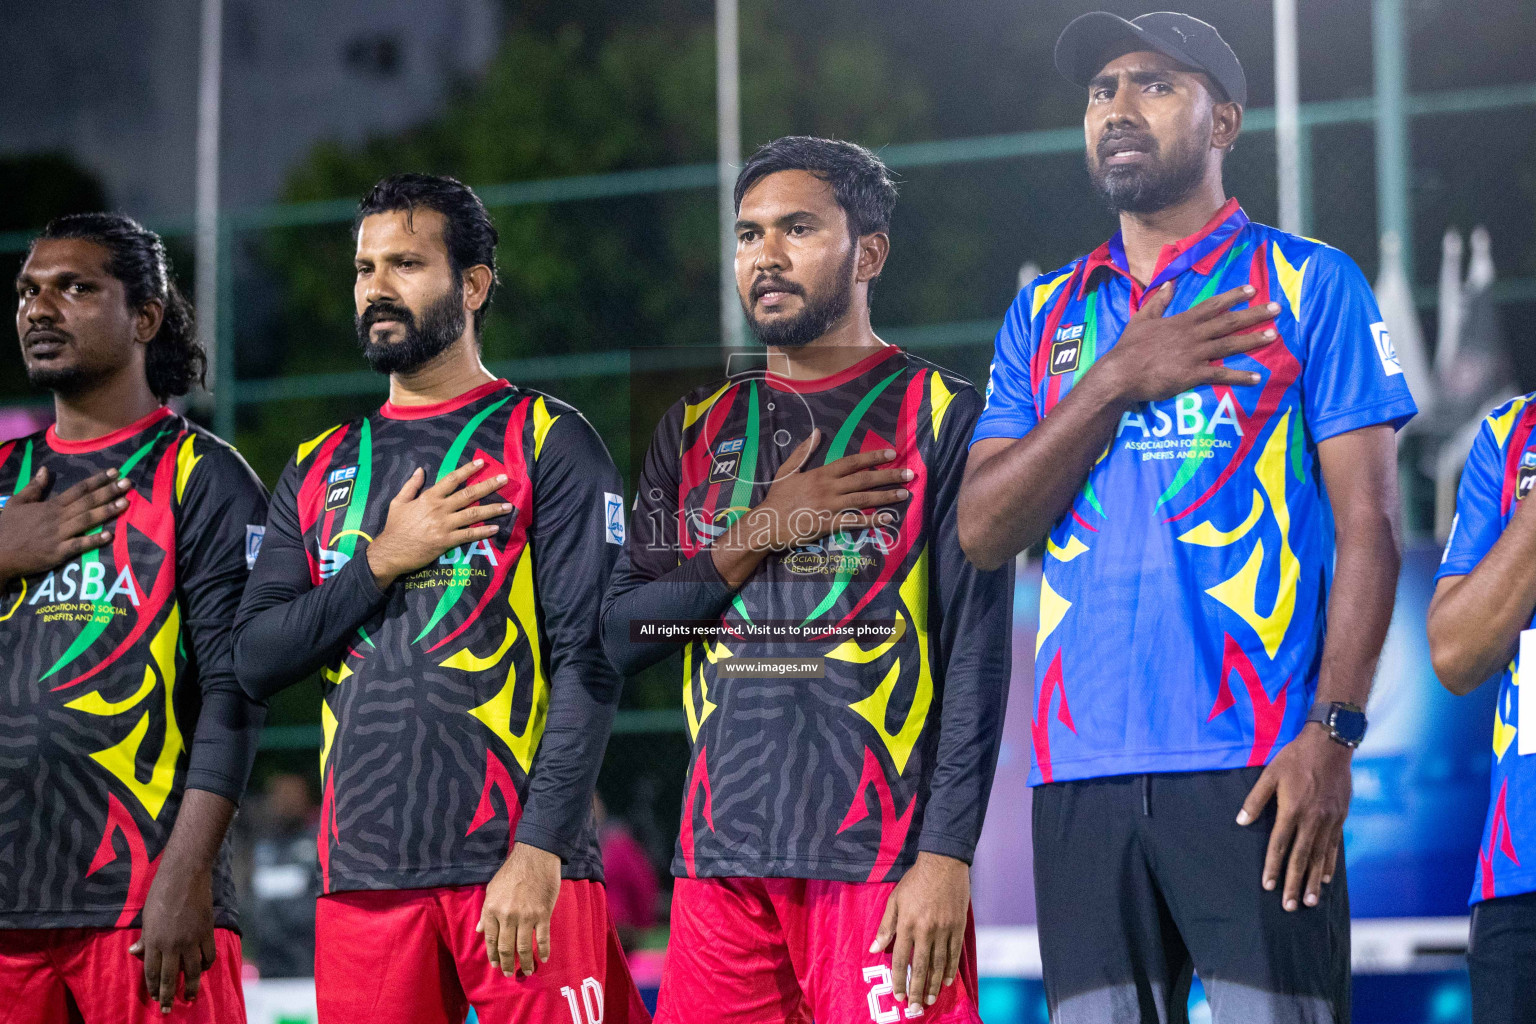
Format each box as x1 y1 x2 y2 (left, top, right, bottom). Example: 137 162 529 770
1370 322 1402 377
245 525 265 569
1518 451 1536 501
604 492 626 545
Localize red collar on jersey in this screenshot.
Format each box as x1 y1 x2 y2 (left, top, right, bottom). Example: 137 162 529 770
765 344 902 394
1080 197 1249 305
381 378 511 420
45 405 174 454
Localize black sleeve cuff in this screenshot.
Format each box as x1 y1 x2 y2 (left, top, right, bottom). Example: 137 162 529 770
917 830 977 865
513 820 575 863
672 548 736 599
183 772 248 806
348 544 389 604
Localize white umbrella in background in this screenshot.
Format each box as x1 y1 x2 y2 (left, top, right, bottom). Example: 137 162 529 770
1430 225 1517 538
1436 228 1464 373
1442 226 1513 420
1373 230 1436 427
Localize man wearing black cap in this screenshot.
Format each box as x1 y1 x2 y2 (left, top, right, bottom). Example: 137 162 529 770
959 11 1417 1022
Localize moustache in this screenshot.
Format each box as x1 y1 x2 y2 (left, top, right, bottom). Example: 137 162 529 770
751 277 805 301
1096 130 1158 162
360 302 415 328
23 326 72 346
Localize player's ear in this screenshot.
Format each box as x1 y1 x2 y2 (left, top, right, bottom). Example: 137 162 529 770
856 232 890 285
1211 99 1242 152
133 298 165 346
462 264 493 313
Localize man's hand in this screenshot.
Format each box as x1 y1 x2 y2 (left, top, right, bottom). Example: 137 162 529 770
1237 724 1352 912
0 467 130 585
477 842 562 977
130 857 216 1014
365 460 512 588
1097 282 1278 406
713 430 911 587
870 852 970 1009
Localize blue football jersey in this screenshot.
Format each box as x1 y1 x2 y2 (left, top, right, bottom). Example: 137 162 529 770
975 200 1418 785
1437 393 1536 903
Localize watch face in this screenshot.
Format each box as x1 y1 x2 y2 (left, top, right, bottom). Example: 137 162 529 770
1331 706 1368 745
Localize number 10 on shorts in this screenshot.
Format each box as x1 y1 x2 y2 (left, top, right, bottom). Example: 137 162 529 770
561 977 604 1024
864 965 925 1021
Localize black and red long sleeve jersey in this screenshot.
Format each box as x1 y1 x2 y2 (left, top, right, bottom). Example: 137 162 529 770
0 407 269 930
234 379 624 894
601 347 1013 883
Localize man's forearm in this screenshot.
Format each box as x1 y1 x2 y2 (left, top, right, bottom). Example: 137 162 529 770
1313 512 1400 709
959 367 1128 570
235 548 387 699
1429 495 1536 692
600 554 736 676
160 789 238 874
516 658 619 860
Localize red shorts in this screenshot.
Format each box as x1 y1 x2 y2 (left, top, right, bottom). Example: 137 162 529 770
315 879 651 1024
656 877 981 1024
0 926 245 1024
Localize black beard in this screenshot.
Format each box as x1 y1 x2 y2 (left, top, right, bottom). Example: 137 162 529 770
25 363 94 395
1088 126 1211 215
356 285 466 375
741 246 857 349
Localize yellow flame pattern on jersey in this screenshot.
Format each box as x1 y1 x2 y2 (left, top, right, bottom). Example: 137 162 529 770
531 397 562 461
1037 575 1072 657
1272 245 1309 322
0 579 28 621
322 663 353 684
1495 659 1519 762
460 548 548 773
843 544 933 776
683 637 726 741
1045 534 1090 563
296 425 341 464
929 373 957 441
1031 269 1074 318
1178 490 1265 548
1488 397 1529 448
319 698 338 774
682 382 734 430
174 436 201 504
64 605 185 819
1199 411 1300 660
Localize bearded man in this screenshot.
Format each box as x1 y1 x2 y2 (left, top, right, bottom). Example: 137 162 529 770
958 13 1417 1023
603 136 1011 1024
234 173 649 1024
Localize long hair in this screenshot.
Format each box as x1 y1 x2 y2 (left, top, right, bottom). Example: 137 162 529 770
35 213 205 400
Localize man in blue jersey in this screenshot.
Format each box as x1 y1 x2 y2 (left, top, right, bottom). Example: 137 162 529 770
1428 395 1536 1024
958 12 1416 1022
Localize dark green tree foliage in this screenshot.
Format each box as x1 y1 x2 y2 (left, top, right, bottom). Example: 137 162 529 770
250 16 929 474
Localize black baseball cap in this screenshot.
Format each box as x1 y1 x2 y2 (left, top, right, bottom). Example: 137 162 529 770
1054 11 1247 107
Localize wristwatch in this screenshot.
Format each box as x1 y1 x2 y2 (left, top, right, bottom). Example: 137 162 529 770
1306 701 1368 748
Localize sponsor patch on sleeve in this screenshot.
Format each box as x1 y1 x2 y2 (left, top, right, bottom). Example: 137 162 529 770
604 492 626 545
246 524 266 569
1370 322 1403 377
